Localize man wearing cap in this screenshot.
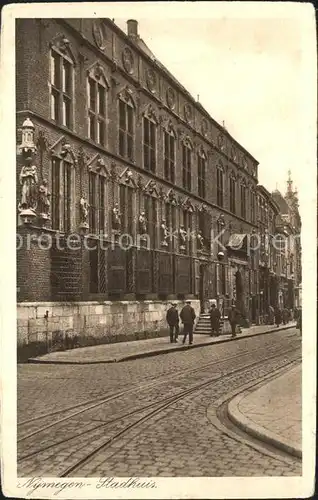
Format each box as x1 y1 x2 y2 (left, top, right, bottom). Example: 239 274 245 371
210 302 221 337
180 300 196 345
166 302 179 343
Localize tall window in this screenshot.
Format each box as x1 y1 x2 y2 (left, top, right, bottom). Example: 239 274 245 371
198 152 206 199
165 203 176 249
50 50 73 128
87 71 107 146
164 129 175 183
216 165 224 207
143 117 156 173
89 171 107 234
120 184 134 235
51 159 73 232
144 196 157 247
240 184 246 219
182 141 192 191
182 209 192 254
229 176 236 213
118 98 134 160
251 191 256 224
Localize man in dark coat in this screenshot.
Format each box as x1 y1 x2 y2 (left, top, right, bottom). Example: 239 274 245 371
166 303 179 343
210 303 221 337
282 307 289 325
180 300 196 345
275 307 282 327
228 305 240 338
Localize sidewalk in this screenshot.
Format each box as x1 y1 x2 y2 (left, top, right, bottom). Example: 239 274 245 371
28 322 297 365
228 363 301 458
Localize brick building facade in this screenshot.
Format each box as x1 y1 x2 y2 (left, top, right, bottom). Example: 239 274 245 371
17 18 264 348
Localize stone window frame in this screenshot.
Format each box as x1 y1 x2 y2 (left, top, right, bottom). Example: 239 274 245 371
50 139 77 234
197 147 207 199
142 105 158 174
117 87 136 162
240 180 247 219
216 160 224 208
86 63 110 147
181 136 193 192
49 38 75 130
88 157 109 235
229 171 236 214
163 121 176 184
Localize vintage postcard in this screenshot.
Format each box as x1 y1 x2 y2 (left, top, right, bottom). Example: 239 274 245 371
1 1 316 499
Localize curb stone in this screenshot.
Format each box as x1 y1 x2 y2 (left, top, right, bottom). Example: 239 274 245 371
27 324 297 365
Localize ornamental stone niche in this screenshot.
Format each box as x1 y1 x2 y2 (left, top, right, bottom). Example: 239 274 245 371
92 20 107 50
166 87 176 110
122 47 134 74
17 118 38 225
146 68 157 93
184 103 193 124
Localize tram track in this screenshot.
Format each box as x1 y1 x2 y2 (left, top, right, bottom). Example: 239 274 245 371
18 334 299 443
18 341 300 476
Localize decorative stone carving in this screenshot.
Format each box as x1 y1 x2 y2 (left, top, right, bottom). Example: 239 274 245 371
184 103 193 123
122 47 134 74
112 203 121 231
197 230 205 250
79 197 89 229
146 68 157 93
160 219 169 247
38 179 51 220
92 20 107 50
201 119 208 137
179 225 187 251
138 211 148 236
217 134 225 151
166 87 176 109
217 214 226 227
19 163 38 213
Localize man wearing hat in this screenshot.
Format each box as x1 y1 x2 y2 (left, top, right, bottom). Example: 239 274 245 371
180 300 196 345
166 302 179 343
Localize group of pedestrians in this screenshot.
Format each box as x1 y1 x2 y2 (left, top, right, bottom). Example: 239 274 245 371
209 302 241 338
166 300 196 345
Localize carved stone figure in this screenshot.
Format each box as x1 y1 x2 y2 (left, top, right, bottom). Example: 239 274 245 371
160 219 169 247
138 211 148 235
79 197 89 226
38 179 51 218
179 225 187 250
197 230 205 250
112 203 121 231
19 162 38 212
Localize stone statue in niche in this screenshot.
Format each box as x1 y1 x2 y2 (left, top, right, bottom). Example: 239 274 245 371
179 225 187 250
19 162 38 212
112 203 121 231
38 179 51 219
79 197 89 228
160 219 169 247
197 230 205 250
138 211 148 235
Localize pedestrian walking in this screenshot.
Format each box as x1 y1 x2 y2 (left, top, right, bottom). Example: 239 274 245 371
210 303 221 337
166 302 179 343
282 307 289 325
180 300 196 345
228 305 240 338
274 307 282 328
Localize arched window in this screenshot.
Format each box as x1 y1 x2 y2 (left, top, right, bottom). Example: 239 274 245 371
143 105 158 173
87 64 109 146
164 123 176 183
240 182 247 219
182 138 193 192
229 173 236 214
216 162 224 207
50 37 74 129
197 148 207 199
88 168 107 234
118 88 135 161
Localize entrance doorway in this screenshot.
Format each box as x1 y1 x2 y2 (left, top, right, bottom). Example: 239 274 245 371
199 265 205 313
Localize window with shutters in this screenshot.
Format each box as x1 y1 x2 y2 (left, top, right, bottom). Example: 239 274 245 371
87 66 108 146
120 184 134 235
216 165 224 207
164 129 176 183
51 158 73 233
89 171 107 234
144 195 157 248
50 49 73 129
143 116 156 173
118 95 134 161
182 140 192 191
240 183 247 219
229 175 236 214
198 151 206 199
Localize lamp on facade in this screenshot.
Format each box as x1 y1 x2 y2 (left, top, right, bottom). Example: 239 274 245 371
18 118 37 156
217 251 225 261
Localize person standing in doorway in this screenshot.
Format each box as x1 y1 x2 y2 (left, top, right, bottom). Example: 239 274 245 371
210 302 221 337
228 305 240 338
166 302 179 343
180 300 196 345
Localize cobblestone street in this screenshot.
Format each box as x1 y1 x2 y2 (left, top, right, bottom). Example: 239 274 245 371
18 329 301 477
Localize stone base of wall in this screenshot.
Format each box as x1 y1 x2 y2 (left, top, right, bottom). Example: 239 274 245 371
17 300 201 361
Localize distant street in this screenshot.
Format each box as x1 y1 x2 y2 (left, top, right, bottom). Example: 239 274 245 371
18 328 301 477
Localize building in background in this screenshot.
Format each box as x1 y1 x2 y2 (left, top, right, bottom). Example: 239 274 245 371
16 18 300 350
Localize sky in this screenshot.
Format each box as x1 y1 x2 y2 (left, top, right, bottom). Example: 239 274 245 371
108 2 316 220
